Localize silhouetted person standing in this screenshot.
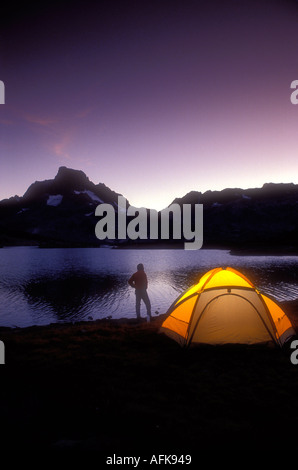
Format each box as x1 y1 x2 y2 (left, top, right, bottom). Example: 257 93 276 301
128 263 151 322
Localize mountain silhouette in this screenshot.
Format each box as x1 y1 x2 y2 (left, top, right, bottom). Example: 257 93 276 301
0 167 125 247
22 166 121 205
0 167 298 252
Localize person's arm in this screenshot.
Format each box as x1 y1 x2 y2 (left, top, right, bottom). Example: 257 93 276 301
128 274 136 288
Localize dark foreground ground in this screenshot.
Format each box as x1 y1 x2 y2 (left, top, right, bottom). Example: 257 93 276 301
1 301 298 454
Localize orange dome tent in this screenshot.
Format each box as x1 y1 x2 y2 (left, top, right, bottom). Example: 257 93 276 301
160 267 295 347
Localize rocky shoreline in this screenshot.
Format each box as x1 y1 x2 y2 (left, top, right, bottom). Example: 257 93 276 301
0 301 298 451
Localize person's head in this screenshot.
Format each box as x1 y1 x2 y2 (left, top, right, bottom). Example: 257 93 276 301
137 263 144 271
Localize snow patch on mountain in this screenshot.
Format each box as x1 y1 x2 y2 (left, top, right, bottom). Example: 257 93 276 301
47 195 63 206
74 189 104 204
17 208 29 214
74 190 104 204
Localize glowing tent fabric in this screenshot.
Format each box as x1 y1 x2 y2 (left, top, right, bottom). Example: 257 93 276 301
160 267 295 347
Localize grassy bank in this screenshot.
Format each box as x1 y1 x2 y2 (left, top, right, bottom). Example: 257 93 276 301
1 302 298 452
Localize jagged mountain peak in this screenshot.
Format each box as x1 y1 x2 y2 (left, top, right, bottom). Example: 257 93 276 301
18 166 124 208
22 167 93 201
54 166 91 189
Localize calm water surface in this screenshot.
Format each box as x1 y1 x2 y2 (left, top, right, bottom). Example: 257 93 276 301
0 246 298 327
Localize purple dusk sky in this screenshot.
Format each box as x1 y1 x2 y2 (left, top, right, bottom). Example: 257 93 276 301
1 0 298 210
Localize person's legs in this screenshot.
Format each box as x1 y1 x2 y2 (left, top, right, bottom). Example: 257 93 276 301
141 290 151 322
135 290 141 319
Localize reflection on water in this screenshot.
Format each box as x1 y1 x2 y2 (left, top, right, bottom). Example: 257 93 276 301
24 273 126 322
0 246 298 327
